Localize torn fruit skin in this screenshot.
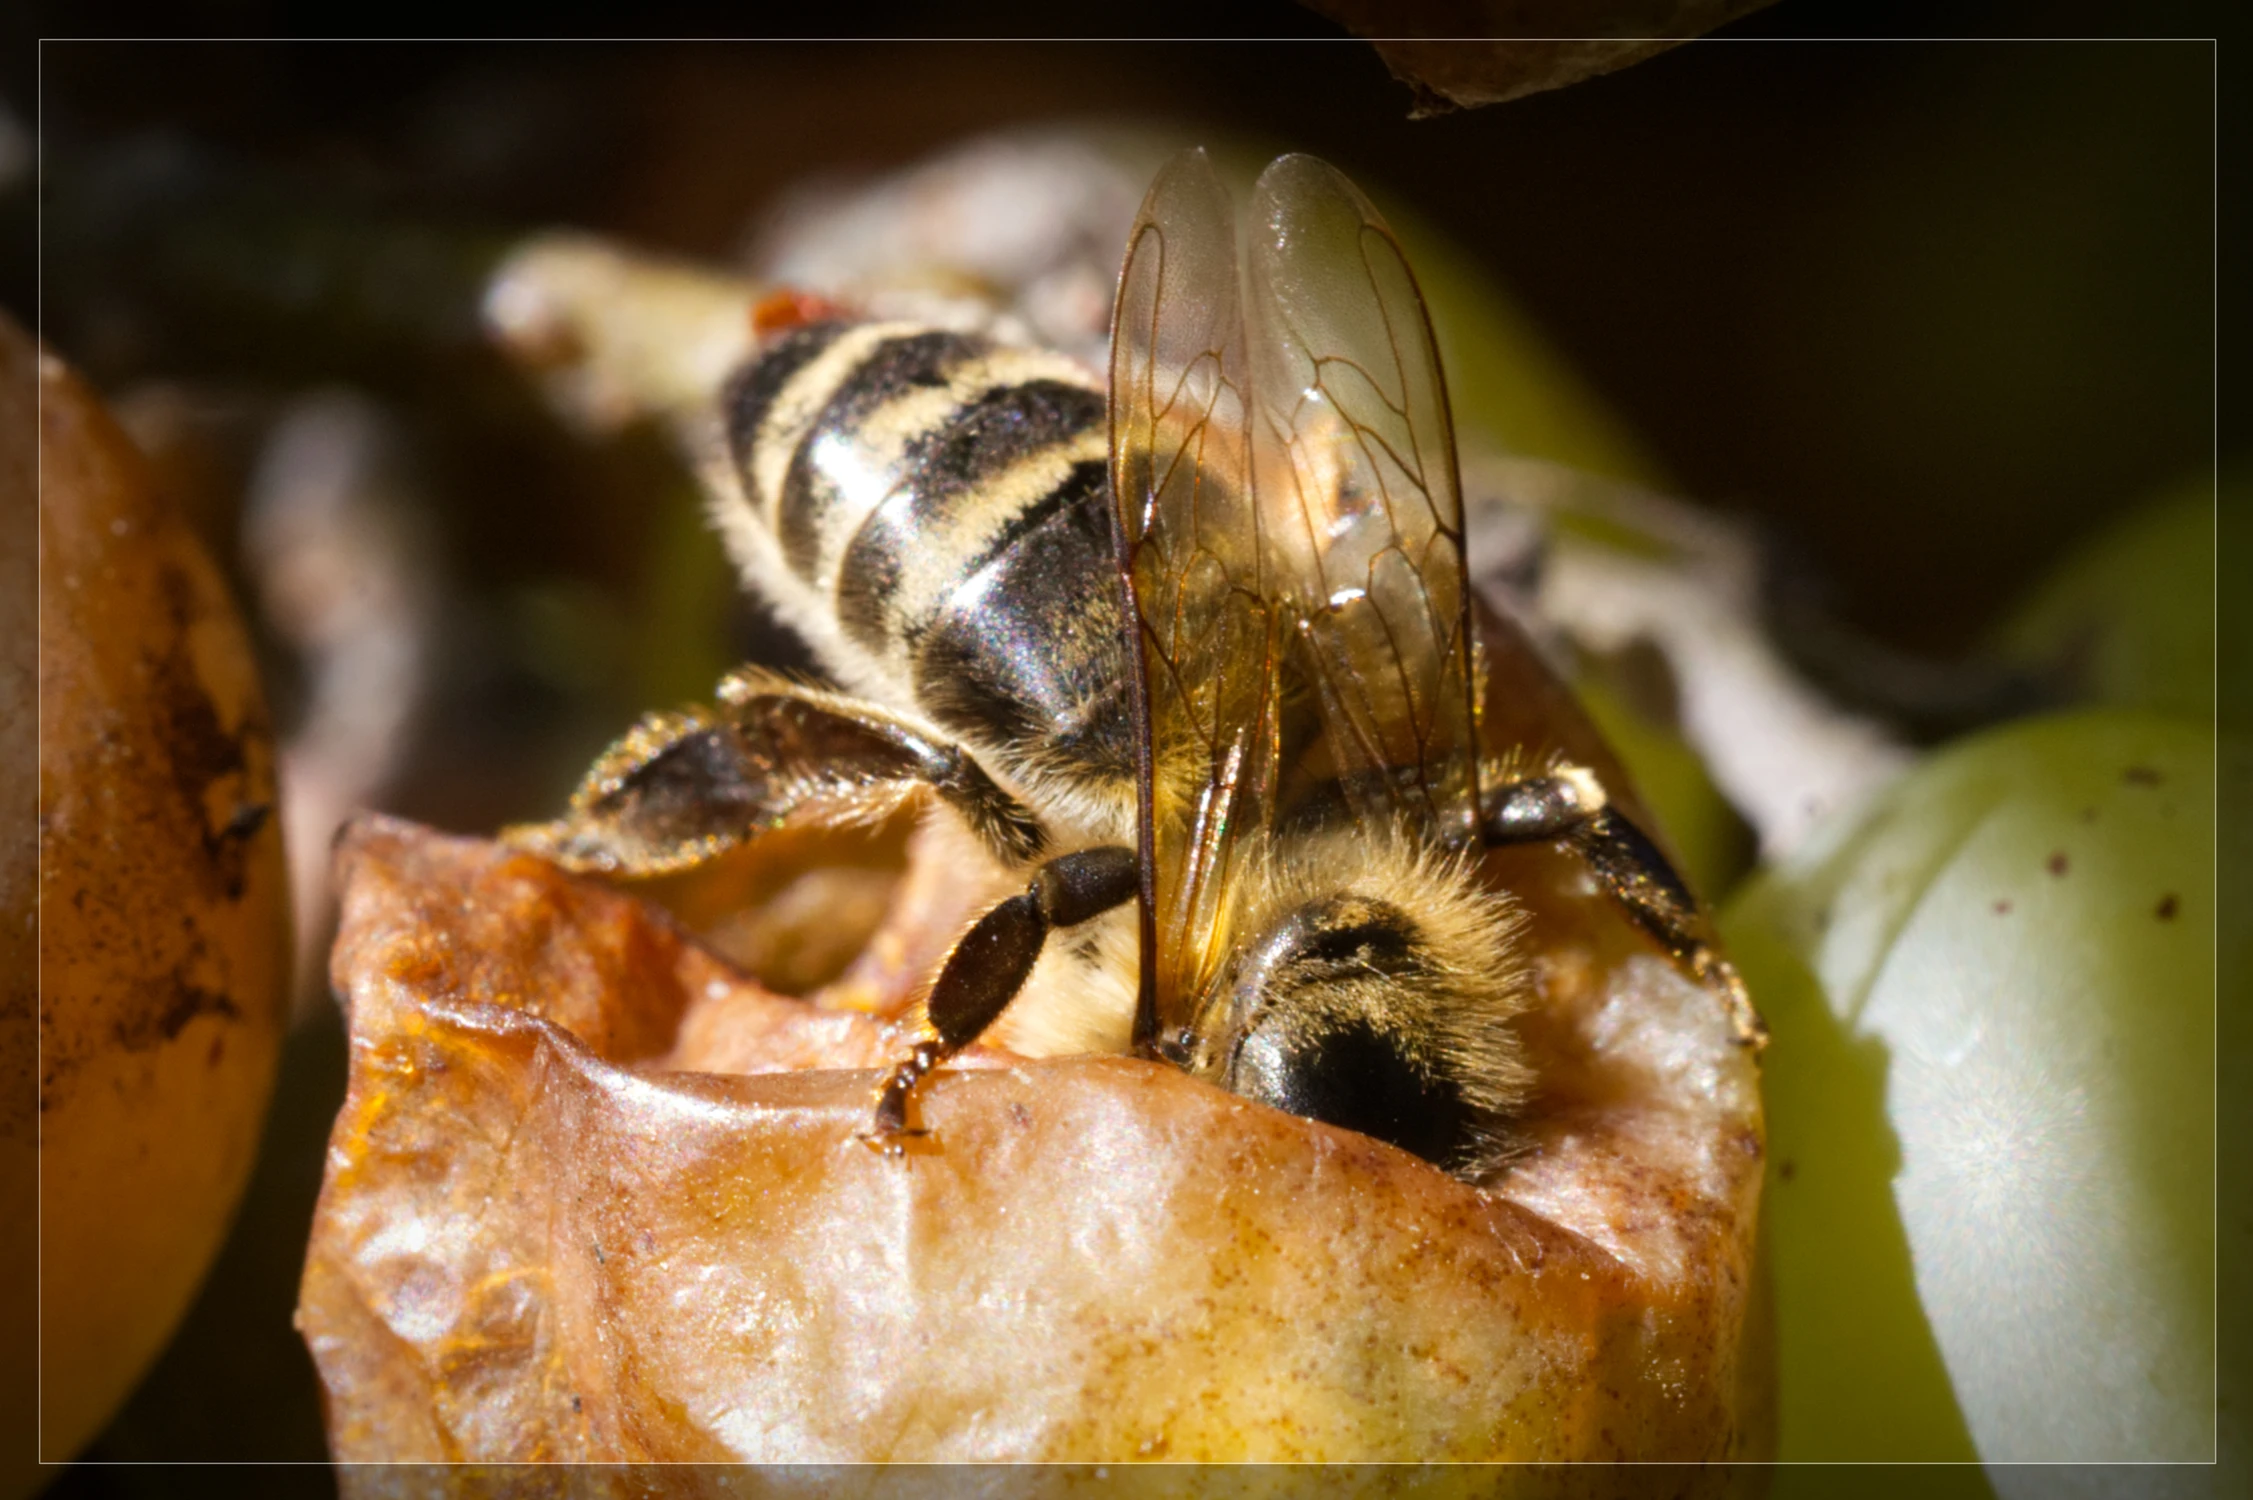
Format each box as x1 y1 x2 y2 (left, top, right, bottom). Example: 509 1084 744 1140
300 818 1768 1473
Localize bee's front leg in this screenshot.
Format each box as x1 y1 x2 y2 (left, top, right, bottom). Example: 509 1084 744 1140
862 845 1139 1154
1481 763 1765 1048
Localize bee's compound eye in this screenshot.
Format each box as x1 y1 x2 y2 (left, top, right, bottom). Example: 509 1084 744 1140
1230 1016 1473 1171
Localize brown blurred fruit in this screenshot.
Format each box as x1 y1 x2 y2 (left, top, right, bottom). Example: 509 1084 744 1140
2 319 39 1498
31 322 289 1465
1301 1 1778 111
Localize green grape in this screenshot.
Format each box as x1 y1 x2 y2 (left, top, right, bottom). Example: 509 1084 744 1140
1992 470 2220 724
2220 732 2251 1495
1724 712 2218 1485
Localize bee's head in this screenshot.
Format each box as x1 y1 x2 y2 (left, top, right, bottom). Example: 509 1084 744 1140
1190 841 1534 1176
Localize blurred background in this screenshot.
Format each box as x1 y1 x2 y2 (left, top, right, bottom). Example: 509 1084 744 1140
11 3 2225 1493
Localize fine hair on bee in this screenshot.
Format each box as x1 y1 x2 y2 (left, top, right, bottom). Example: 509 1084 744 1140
505 149 1751 1184
1184 827 1536 1175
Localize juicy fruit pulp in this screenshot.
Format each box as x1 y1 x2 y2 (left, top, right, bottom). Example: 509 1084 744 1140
299 817 1769 1474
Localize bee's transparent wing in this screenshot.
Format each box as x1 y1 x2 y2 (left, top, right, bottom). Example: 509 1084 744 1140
1109 150 1284 1042
1244 154 1481 849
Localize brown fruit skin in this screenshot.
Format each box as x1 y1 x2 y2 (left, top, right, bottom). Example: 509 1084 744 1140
30 323 289 1466
2 320 39 1498
303 818 1769 1483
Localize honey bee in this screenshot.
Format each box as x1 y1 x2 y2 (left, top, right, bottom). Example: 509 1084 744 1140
507 150 1749 1179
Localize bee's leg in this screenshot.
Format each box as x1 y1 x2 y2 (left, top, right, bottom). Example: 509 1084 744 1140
503 668 1046 877
1481 765 1765 1047
864 845 1140 1152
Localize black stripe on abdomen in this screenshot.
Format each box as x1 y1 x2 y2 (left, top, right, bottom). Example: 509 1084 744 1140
909 481 1138 786
832 378 1106 657
721 320 852 491
774 330 985 582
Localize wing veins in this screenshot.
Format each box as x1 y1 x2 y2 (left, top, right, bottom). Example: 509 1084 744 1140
1112 149 1481 1027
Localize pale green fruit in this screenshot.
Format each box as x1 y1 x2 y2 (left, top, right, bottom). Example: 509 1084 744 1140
1993 469 2221 724
1725 712 2217 1484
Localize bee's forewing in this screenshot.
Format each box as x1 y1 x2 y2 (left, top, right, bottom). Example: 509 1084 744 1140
1110 151 1480 1044
1109 150 1283 1040
1245 154 1481 848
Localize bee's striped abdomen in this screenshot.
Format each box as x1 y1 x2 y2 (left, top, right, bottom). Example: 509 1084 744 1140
718 320 1138 807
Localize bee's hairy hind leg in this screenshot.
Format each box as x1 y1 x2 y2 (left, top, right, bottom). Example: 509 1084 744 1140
502 667 1048 878
1481 762 1766 1049
862 844 1139 1154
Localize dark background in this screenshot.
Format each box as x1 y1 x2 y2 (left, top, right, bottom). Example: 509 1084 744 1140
20 6 2226 652
15 3 2226 1495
